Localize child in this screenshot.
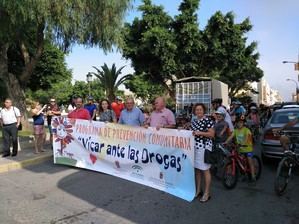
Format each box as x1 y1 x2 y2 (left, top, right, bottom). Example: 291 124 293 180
224 116 256 184
214 110 228 143
247 106 260 128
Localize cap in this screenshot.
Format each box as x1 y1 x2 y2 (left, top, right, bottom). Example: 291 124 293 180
250 106 257 110
87 96 94 100
235 101 242 105
215 110 226 117
116 96 122 101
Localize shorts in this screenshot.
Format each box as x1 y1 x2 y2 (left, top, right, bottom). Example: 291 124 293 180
33 125 44 135
240 152 254 158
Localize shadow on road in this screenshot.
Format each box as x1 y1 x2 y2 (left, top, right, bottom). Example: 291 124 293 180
54 158 299 224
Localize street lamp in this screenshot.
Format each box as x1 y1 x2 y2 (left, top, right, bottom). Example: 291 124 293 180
86 72 92 96
282 61 297 64
282 54 299 71
286 78 299 103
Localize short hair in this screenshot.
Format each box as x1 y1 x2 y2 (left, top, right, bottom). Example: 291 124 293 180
76 97 83 103
192 103 206 115
125 96 135 104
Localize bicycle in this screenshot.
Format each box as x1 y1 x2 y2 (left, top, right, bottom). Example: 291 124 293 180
210 143 231 179
222 143 262 189
274 130 299 196
246 119 260 142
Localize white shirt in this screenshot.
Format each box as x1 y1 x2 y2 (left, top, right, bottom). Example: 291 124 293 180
0 107 21 125
67 104 75 113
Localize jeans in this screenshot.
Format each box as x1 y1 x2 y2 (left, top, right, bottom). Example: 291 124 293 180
2 123 18 155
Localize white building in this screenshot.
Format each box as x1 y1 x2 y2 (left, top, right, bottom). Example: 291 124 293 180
257 78 282 105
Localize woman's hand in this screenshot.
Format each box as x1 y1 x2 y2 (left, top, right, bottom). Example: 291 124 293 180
192 131 201 136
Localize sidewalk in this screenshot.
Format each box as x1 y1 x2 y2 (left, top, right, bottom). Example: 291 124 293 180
0 141 53 173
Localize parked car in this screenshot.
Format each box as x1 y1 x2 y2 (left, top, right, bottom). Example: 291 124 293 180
282 105 299 109
261 108 299 159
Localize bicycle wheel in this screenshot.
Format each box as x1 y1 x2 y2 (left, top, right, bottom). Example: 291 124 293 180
211 150 225 179
222 160 238 189
252 155 262 180
274 157 292 196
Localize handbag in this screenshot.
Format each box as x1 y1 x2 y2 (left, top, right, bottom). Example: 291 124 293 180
13 107 22 131
204 143 218 164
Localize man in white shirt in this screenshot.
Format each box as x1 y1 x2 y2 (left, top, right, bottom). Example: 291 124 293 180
0 98 21 157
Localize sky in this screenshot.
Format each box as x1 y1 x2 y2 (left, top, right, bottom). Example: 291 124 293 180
66 0 299 101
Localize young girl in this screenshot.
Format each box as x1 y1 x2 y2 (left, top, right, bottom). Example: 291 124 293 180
224 116 256 183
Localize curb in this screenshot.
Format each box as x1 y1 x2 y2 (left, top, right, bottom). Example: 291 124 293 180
0 154 53 173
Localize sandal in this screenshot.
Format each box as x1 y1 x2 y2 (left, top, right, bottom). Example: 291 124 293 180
194 191 203 199
200 194 211 203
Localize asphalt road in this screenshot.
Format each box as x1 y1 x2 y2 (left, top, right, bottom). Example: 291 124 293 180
0 148 299 224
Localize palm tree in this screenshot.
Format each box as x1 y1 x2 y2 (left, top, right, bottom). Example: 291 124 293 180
92 63 132 102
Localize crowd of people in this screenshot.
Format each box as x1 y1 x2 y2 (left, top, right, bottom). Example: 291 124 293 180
1 95 297 203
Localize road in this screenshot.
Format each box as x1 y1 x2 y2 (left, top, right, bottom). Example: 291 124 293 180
0 147 298 224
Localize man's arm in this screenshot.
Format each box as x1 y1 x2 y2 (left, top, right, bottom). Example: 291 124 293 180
224 132 234 144
138 110 145 126
92 108 96 120
220 123 228 136
164 110 176 129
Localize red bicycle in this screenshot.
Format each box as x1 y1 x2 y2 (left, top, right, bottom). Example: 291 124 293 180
222 143 262 189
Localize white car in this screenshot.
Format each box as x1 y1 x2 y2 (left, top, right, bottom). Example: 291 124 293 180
282 105 299 109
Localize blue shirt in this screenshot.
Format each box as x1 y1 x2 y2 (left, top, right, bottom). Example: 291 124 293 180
33 113 44 125
118 107 145 126
84 104 97 117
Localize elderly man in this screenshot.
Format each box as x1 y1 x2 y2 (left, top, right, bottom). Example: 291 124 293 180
0 98 21 157
148 97 176 129
68 97 90 120
118 97 144 126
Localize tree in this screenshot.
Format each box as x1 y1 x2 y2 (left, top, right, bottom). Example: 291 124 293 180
172 0 205 78
26 80 74 105
124 73 166 103
92 63 132 102
122 0 263 98
0 0 131 113
201 11 263 97
28 41 72 91
122 0 177 95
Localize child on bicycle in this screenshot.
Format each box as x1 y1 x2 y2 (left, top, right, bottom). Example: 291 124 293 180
214 110 229 143
224 116 256 183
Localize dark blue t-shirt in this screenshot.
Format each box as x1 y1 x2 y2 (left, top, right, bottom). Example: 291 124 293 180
84 104 97 118
33 113 44 125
